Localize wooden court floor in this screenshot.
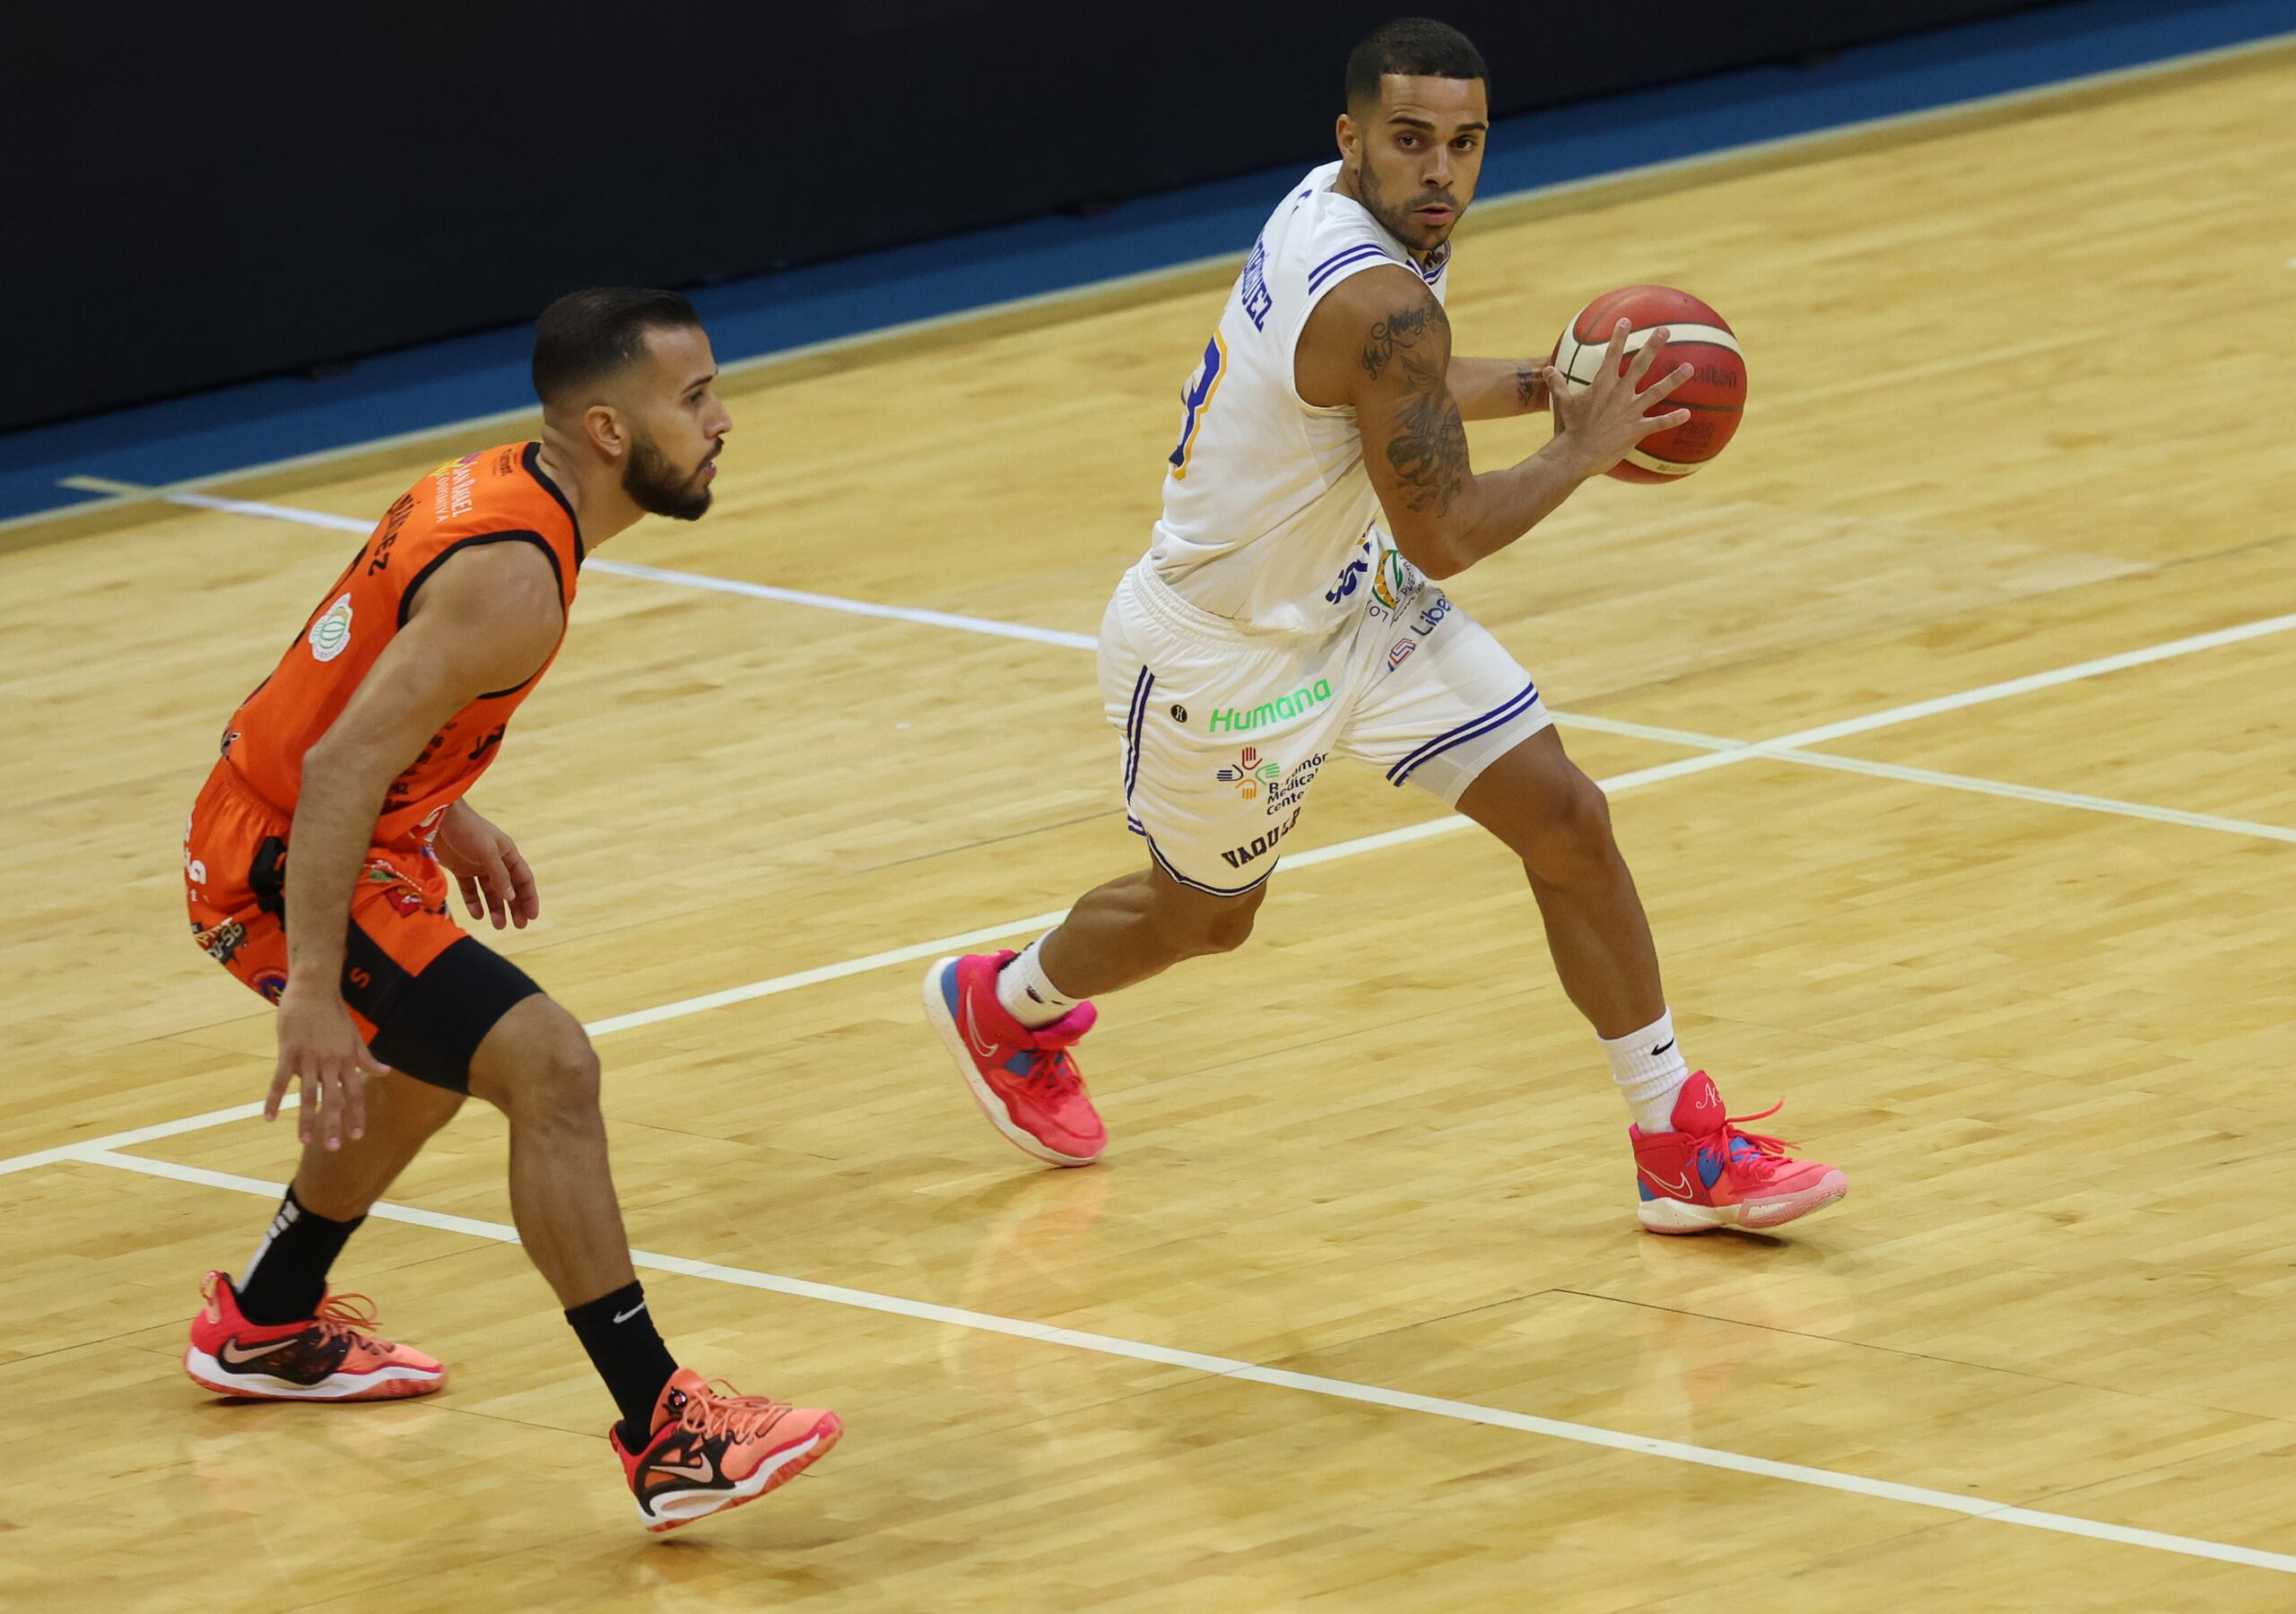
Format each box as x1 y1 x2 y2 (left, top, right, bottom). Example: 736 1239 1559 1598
4 44 2296 1613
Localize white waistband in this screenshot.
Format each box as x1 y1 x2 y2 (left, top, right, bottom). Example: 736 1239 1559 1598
1124 563 1335 652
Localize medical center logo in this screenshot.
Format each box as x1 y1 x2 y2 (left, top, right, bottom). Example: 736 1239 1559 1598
1216 747 1283 801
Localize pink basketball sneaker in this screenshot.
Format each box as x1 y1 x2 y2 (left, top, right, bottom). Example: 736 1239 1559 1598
1631 1072 1847 1234
923 951 1106 1166
612 1368 843 1533
184 1271 444 1401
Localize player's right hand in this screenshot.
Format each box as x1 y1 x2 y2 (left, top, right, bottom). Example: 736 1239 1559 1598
1543 317 1694 480
269 984 386 1150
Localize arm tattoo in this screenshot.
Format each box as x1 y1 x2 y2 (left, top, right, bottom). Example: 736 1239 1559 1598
1384 352 1470 515
1514 364 1544 412
1361 297 1446 379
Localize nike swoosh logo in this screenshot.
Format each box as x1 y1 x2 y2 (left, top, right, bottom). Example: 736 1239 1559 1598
1648 1038 1675 1057
216 1335 295 1367
1639 1167 1692 1198
613 1302 648 1324
655 1458 716 1483
961 998 998 1061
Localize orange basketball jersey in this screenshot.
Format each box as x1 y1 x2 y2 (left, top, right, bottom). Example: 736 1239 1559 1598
222 442 583 850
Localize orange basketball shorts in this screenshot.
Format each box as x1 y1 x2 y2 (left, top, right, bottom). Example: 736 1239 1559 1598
184 759 539 1089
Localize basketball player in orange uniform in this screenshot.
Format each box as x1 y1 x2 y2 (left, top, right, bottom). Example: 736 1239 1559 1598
180 289 839 1532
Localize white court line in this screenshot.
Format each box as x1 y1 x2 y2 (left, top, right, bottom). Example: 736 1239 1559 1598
14 26 2291 541
55 476 1098 652
583 557 1097 651
10 33 2292 1564
1753 749 2296 845
1560 713 2296 846
533 722 2282 1040
58 1144 2296 1577
0 1101 276 1179
49 482 372 534
57 475 2296 853
9 596 2289 1178
586 909 1069 1036
0 473 2280 1172
1761 612 2296 749
0 559 2286 1570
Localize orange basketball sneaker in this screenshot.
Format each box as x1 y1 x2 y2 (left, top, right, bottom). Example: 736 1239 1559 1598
184 1271 445 1401
923 951 1106 1166
1631 1072 1848 1234
612 1368 844 1532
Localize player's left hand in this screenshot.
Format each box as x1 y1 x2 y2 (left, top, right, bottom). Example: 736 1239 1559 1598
434 800 540 930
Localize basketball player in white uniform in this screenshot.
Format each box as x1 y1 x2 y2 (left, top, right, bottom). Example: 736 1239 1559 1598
926 19 1846 1233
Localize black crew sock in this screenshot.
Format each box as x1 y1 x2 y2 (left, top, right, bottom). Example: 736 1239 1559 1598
565 1280 680 1449
236 1185 363 1325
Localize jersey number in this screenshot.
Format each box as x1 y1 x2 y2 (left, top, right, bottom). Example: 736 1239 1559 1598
1167 333 1228 481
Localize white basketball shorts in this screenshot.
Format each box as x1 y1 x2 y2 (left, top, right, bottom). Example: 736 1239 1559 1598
1100 548 1552 896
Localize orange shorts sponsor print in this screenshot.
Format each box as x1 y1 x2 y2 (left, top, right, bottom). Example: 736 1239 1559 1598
184 759 465 1044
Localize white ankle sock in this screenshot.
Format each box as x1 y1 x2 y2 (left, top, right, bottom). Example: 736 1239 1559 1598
1602 1009 1690 1133
996 937 1077 1029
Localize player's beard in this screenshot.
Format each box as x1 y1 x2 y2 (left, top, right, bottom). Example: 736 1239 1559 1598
623 432 715 522
1356 161 1458 256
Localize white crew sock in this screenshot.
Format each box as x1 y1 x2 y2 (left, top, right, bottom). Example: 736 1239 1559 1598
1602 1009 1691 1133
996 936 1078 1030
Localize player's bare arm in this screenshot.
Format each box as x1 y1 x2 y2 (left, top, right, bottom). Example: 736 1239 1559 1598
1446 354 1548 420
271 543 564 1148
1299 267 1694 578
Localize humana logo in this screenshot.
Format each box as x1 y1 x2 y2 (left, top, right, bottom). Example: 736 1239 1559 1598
1208 679 1333 734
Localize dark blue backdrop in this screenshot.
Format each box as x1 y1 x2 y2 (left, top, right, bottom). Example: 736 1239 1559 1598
3 0 2060 431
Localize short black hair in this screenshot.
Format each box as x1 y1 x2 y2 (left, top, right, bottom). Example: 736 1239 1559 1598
531 286 701 408
1344 17 1489 109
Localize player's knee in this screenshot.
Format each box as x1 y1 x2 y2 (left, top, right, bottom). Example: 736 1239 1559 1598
1196 902 1259 956
1153 883 1265 958
511 1023 604 1132
1523 772 1618 885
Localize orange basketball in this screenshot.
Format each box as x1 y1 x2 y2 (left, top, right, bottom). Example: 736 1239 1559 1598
1551 285 1746 484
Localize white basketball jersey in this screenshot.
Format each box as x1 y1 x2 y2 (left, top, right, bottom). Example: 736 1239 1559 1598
1147 160 1450 638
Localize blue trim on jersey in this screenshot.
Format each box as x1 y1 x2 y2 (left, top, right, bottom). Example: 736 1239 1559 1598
1385 680 1543 785
1313 240 1378 282
1122 664 1154 803
1306 242 1400 295
1306 241 1384 282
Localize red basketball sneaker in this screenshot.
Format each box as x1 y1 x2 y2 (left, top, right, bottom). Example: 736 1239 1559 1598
1631 1072 1848 1234
184 1271 445 1401
612 1368 843 1532
923 951 1106 1166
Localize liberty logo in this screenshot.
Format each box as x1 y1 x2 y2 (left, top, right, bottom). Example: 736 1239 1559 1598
1214 747 1283 801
